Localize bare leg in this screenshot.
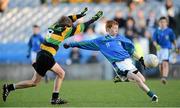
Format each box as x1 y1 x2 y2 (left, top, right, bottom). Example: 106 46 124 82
15 71 42 89
2 71 42 102
162 61 169 77
51 63 65 92
159 64 163 77
136 72 146 83
50 63 67 104
127 71 158 102
160 61 169 84
127 72 149 92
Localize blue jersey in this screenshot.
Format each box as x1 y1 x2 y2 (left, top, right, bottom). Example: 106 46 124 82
152 27 176 49
69 34 135 63
28 34 44 52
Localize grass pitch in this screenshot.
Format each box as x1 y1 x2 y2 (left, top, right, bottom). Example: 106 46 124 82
0 79 180 107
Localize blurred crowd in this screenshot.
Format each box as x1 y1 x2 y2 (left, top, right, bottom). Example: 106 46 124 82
60 0 180 66
1 0 180 65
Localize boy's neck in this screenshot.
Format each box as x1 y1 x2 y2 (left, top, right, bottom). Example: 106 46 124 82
159 26 168 30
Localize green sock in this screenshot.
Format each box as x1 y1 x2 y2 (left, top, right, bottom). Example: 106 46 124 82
147 90 154 98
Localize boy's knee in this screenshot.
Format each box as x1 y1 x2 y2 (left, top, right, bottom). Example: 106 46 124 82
142 78 146 82
31 81 39 87
57 71 65 79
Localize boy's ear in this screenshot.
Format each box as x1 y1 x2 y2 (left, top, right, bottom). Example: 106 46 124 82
106 28 109 32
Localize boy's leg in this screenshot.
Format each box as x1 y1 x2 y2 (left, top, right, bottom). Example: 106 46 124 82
127 72 158 102
127 72 149 92
50 63 67 104
2 71 42 102
158 48 169 84
136 72 145 83
161 60 169 84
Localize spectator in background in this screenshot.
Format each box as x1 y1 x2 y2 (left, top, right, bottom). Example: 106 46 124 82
95 16 107 35
165 0 176 30
146 10 157 35
146 10 157 29
113 10 126 29
125 17 137 41
144 29 156 55
136 10 146 37
84 26 98 40
87 52 99 63
40 0 47 5
68 0 92 3
69 48 82 64
93 0 111 3
127 0 137 16
0 0 9 14
51 0 60 5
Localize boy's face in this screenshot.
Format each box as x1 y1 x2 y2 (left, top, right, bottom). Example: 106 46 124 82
33 27 40 35
159 19 168 29
106 25 119 36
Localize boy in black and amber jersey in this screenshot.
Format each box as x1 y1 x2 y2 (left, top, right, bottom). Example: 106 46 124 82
3 7 103 105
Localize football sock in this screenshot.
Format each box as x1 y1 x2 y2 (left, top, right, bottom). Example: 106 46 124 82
162 76 168 79
52 92 59 99
7 84 15 91
147 90 154 98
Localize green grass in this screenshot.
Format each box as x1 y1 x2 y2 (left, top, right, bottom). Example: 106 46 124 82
0 79 180 107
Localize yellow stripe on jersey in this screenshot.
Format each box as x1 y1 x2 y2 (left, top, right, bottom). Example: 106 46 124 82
74 24 81 35
74 23 85 35
40 44 56 55
62 27 72 37
51 34 64 42
72 15 77 22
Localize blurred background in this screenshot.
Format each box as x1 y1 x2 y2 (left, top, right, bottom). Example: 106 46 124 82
0 0 180 81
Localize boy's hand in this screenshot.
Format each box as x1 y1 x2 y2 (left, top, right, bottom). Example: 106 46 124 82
80 7 88 16
92 11 103 21
63 43 70 49
174 47 179 53
139 57 146 69
155 44 161 51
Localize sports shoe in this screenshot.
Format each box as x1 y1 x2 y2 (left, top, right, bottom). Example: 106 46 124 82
152 95 158 102
2 84 10 102
92 11 103 21
161 77 167 85
51 98 68 105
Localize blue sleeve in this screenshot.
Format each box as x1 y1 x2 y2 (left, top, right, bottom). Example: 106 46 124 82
152 30 158 42
169 29 176 42
121 42 135 56
39 35 44 43
69 39 99 51
28 37 32 48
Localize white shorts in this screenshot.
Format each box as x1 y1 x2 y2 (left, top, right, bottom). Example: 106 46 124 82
30 51 37 63
157 48 170 63
113 58 137 76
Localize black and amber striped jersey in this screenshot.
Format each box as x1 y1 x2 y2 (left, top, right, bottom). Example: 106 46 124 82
40 15 86 56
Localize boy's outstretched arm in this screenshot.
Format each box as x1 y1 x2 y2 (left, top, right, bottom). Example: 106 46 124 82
63 39 99 51
68 7 88 22
67 11 103 38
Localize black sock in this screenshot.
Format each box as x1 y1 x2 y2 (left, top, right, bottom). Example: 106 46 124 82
7 84 15 91
52 92 59 99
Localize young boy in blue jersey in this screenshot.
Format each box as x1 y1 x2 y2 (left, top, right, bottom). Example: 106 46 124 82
64 20 158 102
27 25 44 63
153 17 177 84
